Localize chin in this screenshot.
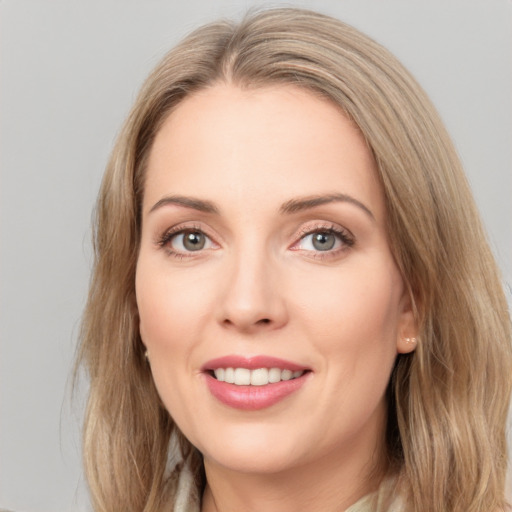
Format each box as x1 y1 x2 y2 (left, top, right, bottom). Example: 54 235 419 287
203 446 302 475
194 423 308 475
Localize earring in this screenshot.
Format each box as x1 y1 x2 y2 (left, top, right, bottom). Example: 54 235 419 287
403 337 417 345
144 350 150 362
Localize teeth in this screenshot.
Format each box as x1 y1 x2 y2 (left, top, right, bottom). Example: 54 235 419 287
234 368 251 385
225 367 235 384
213 367 305 386
268 367 281 383
281 369 293 381
250 368 268 386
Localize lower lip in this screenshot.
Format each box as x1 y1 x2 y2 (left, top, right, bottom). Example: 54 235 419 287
204 373 309 411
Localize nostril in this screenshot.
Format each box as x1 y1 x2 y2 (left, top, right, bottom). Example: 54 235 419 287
221 316 273 330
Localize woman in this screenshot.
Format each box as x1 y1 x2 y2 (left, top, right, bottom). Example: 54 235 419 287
77 7 512 512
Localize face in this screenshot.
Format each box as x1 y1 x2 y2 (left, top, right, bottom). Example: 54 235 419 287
136 84 416 477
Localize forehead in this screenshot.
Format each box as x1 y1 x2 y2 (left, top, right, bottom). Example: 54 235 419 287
144 83 384 221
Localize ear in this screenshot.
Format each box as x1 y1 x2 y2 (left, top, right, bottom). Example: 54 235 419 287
396 287 419 354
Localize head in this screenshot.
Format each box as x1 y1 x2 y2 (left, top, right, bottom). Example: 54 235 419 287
79 7 511 512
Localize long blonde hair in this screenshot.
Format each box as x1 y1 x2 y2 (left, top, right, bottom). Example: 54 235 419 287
77 8 512 511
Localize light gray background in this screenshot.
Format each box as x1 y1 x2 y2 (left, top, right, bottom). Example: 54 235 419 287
1 1 510 511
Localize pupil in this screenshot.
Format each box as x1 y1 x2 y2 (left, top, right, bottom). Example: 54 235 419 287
183 232 205 251
312 232 335 251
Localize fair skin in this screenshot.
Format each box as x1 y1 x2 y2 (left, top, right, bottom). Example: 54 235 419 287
136 83 416 512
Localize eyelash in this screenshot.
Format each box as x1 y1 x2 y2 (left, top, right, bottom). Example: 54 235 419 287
156 222 355 260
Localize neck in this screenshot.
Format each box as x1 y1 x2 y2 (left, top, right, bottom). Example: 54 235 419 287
201 421 387 512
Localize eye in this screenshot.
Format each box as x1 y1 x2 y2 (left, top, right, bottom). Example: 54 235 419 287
298 231 341 252
158 227 216 255
176 231 208 251
291 224 355 256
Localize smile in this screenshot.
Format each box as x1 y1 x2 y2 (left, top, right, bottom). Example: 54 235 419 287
212 367 305 386
202 355 311 410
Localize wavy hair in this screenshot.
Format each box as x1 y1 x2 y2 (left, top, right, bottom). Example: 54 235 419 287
77 8 512 511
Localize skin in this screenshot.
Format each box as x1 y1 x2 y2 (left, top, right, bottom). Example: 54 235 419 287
136 84 417 512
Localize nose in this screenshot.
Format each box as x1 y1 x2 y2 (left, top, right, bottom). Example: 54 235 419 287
216 250 288 333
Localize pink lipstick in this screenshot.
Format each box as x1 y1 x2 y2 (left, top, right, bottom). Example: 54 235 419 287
202 355 311 410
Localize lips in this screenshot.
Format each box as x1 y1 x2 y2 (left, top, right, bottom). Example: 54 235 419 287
201 355 311 410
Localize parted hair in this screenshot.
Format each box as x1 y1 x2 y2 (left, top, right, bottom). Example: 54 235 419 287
77 7 512 512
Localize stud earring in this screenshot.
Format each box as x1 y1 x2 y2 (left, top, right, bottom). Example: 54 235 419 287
404 337 417 345
144 350 150 362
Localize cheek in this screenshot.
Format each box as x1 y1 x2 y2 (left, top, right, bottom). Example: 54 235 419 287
135 259 208 417
293 258 403 359
293 261 402 433
136 259 213 349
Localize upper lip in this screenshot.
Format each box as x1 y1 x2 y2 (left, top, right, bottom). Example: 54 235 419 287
201 355 309 372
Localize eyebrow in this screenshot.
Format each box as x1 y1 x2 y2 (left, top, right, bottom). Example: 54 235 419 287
279 193 374 220
148 192 374 220
149 195 219 215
